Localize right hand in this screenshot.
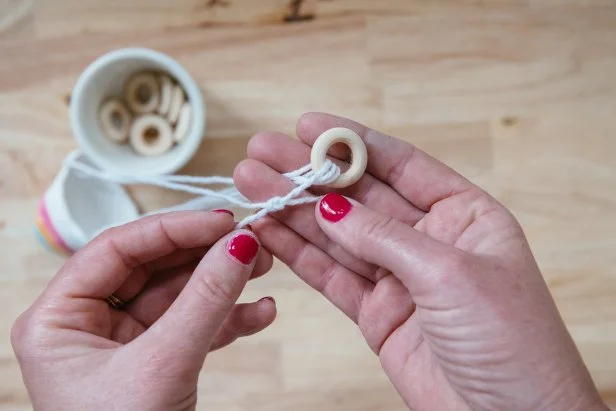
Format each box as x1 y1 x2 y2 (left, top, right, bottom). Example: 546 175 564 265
234 112 607 411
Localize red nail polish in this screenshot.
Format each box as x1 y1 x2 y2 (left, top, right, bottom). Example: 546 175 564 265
319 193 352 223
227 234 259 265
213 209 234 217
259 296 275 304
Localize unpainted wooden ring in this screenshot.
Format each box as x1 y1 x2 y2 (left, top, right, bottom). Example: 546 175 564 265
158 75 173 115
167 85 185 124
129 114 174 156
173 102 192 143
125 73 161 114
310 127 368 188
98 99 132 143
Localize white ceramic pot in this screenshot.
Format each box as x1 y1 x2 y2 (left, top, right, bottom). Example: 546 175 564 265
70 47 206 176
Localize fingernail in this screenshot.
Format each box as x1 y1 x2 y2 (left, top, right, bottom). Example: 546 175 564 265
319 193 352 223
213 209 234 217
259 296 275 304
227 234 259 265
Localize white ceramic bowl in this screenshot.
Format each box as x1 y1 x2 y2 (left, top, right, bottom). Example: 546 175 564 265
70 48 206 176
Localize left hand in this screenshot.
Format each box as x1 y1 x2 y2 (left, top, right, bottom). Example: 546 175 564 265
11 211 276 411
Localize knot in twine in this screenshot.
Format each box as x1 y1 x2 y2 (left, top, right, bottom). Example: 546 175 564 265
67 154 341 228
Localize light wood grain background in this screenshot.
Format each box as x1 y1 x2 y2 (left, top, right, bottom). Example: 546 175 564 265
1 1 615 410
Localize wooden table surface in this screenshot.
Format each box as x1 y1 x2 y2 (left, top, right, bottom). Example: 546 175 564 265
1 1 615 409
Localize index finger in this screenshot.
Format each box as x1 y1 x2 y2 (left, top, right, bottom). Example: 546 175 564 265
296 112 477 211
48 211 235 299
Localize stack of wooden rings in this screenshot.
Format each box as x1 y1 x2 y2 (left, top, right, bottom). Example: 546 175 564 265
98 72 192 156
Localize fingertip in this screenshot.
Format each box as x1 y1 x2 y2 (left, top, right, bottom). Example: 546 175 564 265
209 298 278 350
316 192 354 224
256 296 277 323
247 131 275 159
249 248 273 280
206 209 237 233
244 297 277 327
228 297 277 334
245 216 279 250
297 112 348 142
297 113 366 148
296 112 322 137
233 158 257 183
232 228 259 241
233 160 265 203
226 230 260 266
258 248 274 272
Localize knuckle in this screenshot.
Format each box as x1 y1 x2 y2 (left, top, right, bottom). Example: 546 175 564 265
194 274 237 306
96 225 120 241
10 313 28 351
357 311 383 354
361 213 398 243
94 215 154 243
93 227 142 269
90 226 124 252
443 252 469 273
10 310 41 358
96 232 115 250
215 321 240 346
430 252 472 288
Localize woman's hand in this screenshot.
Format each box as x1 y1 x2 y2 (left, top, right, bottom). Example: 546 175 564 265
11 211 276 411
234 113 607 411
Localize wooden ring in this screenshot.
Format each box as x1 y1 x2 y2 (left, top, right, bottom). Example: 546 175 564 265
129 114 174 156
98 99 132 143
124 73 161 114
158 75 173 115
173 102 192 143
167 85 185 124
310 127 368 188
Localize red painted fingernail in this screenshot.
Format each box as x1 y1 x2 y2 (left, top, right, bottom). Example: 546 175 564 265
227 234 259 265
319 193 352 223
213 209 234 216
259 296 275 304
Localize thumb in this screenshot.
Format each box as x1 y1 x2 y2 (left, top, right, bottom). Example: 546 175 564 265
137 229 260 366
315 193 455 296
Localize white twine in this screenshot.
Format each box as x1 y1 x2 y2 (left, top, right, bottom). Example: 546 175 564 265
66 155 341 228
